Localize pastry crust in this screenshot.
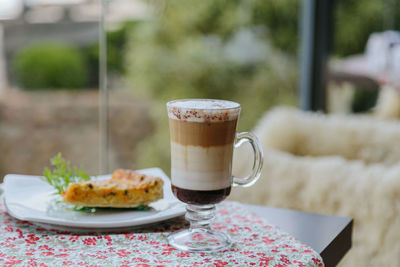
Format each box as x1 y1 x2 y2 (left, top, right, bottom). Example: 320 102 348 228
62 169 164 207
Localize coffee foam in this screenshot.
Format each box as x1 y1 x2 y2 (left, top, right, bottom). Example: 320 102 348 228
167 99 240 122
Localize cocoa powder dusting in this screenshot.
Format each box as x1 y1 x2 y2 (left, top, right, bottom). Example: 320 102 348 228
168 102 239 122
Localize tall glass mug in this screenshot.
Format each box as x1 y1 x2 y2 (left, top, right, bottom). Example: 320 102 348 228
166 99 263 252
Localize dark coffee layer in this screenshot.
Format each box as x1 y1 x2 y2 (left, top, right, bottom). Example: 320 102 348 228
169 118 237 147
172 185 231 205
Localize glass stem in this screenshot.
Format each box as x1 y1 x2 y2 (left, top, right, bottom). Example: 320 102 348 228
185 204 216 230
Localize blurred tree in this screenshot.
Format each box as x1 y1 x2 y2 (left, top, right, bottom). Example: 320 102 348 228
14 43 87 90
87 21 138 76
252 0 300 54
125 0 298 170
333 0 399 56
85 22 138 87
126 0 298 127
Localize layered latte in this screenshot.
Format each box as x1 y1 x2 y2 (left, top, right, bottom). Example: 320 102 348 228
167 99 240 205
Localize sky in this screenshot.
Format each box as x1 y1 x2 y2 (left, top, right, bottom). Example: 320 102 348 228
0 0 23 20
0 0 84 20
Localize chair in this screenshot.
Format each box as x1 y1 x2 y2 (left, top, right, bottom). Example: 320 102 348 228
230 107 400 266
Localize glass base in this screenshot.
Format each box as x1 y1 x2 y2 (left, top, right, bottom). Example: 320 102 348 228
167 204 232 252
167 228 232 252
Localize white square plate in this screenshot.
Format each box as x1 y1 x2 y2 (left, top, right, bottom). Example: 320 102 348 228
3 168 185 229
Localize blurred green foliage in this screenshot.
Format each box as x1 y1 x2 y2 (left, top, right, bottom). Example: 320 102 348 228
85 22 138 86
14 43 87 90
140 0 398 57
252 0 300 54
334 0 400 56
87 22 137 74
256 0 400 56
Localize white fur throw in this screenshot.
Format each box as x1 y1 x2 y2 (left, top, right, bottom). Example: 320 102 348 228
256 107 400 166
230 107 400 266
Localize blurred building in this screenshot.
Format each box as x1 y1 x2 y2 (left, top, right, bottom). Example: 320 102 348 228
0 0 150 91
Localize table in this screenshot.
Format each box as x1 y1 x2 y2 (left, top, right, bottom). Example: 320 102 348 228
0 201 327 267
245 204 353 267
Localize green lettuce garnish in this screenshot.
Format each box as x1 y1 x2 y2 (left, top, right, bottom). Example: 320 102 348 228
42 153 90 195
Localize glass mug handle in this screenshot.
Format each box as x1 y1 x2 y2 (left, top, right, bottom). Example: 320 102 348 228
232 132 263 187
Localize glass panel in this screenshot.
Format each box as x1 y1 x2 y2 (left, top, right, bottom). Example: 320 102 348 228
105 0 301 173
0 0 101 178
100 0 154 173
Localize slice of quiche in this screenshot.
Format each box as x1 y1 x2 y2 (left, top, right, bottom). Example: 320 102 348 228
62 169 164 207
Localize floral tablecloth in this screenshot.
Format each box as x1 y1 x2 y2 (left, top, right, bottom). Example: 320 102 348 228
0 194 324 267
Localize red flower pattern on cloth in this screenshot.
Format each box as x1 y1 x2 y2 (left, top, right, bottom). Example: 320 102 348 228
0 201 324 266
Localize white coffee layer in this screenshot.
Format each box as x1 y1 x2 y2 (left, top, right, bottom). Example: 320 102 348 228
167 99 240 122
170 142 233 190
